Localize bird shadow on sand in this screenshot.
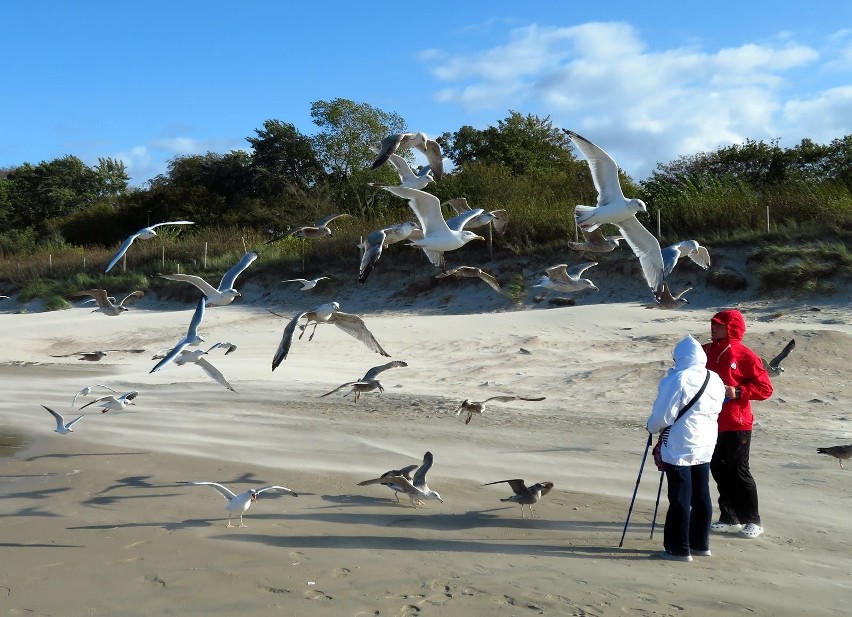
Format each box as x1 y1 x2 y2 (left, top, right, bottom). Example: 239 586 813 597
0 506 64 519
23 451 149 462
0 542 82 548
68 518 218 531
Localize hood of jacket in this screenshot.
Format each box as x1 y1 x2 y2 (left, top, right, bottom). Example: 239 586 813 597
711 309 746 341
672 335 707 371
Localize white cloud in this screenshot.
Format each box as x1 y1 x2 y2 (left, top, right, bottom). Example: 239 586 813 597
114 136 246 186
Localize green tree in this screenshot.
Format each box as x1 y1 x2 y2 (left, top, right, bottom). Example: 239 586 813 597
246 119 326 198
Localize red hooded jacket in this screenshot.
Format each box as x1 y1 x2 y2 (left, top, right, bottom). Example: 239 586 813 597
702 309 773 432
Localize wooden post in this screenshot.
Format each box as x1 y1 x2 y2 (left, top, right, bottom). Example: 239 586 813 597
122 252 127 272
82 253 86 272
162 245 165 270
656 210 661 239
203 241 208 269
766 205 770 233
488 221 493 259
49 254 52 273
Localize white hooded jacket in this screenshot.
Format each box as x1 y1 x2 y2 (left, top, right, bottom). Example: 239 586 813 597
646 335 726 466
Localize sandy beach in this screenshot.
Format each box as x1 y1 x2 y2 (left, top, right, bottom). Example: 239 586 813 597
1 281 851 616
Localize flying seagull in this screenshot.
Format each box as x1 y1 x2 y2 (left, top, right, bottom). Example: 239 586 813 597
78 390 139 413
69 289 144 316
762 339 796 375
647 282 692 309
444 197 509 235
150 297 206 373
282 277 330 291
481 479 554 518
358 221 421 284
165 347 237 392
182 481 298 527
319 360 408 402
371 132 444 180
377 151 435 189
72 384 119 408
160 251 258 307
455 395 547 425
358 451 443 506
41 404 84 435
382 185 484 271
104 221 195 273
49 349 147 361
816 445 852 469
564 129 664 292
533 262 599 295
662 240 711 277
271 301 390 370
568 227 624 253
435 266 503 295
265 213 350 244
357 463 420 502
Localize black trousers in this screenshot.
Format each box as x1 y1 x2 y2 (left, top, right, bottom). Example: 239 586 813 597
710 430 760 525
664 462 712 556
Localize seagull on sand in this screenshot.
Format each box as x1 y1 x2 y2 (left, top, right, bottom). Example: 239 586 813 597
762 339 795 375
265 213 350 244
647 282 692 309
358 463 420 502
72 384 119 408
455 395 547 425
282 277 330 291
564 129 664 292
160 251 258 307
183 482 298 527
319 360 408 402
382 186 485 271
481 479 554 518
436 266 503 295
41 404 84 435
662 240 711 277
358 221 422 284
371 132 444 180
78 390 139 413
271 301 390 370
533 262 599 295
104 221 195 273
69 289 144 316
816 445 852 468
444 198 509 235
358 451 443 506
568 227 624 253
377 151 435 189
150 297 206 373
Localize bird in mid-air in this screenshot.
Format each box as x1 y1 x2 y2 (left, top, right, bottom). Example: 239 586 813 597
69 289 144 316
104 221 195 273
41 404 84 435
455 395 546 425
319 360 408 403
370 132 444 180
160 251 258 307
762 339 796 375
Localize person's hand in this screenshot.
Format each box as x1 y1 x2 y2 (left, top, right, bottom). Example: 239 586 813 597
724 385 738 399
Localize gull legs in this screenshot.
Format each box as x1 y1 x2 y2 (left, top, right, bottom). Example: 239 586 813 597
521 504 537 519
226 513 248 528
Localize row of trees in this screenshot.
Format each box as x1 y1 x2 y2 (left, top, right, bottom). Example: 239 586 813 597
2 98 852 258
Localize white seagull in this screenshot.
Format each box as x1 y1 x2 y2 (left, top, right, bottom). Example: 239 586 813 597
41 404 84 435
70 289 144 316
150 297 206 373
564 129 664 292
662 240 711 277
763 339 796 375
282 277 330 291
382 186 484 271
568 227 624 253
380 151 435 189
166 347 237 392
455 395 547 425
533 262 599 294
160 251 258 307
319 360 408 403
104 221 195 273
183 481 298 527
271 301 390 370
78 390 139 414
357 463 419 502
358 221 422 284
358 451 443 506
265 213 350 243
371 132 444 180
444 198 509 235
72 384 119 408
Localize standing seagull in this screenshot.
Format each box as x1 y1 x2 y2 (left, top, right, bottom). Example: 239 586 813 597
160 251 258 307
371 132 444 180
271 301 390 370
358 221 421 284
358 451 443 506
481 479 554 518
265 213 350 244
564 129 664 292
319 360 408 402
533 262 599 295
568 228 624 253
150 297 206 373
816 445 852 469
183 482 298 527
70 289 144 316
357 463 420 502
662 240 711 277
382 186 484 271
104 221 195 273
41 404 84 435
282 277 330 291
762 339 796 375
78 390 139 413
455 395 546 425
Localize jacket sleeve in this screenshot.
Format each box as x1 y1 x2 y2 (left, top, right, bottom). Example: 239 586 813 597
646 374 681 434
739 349 773 402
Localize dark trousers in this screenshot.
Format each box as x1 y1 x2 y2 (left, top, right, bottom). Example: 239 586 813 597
663 463 712 556
710 430 760 525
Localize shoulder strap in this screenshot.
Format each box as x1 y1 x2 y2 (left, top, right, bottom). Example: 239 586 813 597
675 370 711 422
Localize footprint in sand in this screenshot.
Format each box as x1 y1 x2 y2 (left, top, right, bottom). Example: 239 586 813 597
399 606 421 616
332 567 351 578
289 551 308 560
305 589 332 601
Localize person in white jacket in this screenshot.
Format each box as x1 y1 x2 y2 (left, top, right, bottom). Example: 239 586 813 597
647 335 725 562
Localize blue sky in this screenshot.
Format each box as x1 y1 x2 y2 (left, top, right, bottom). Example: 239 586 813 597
2 1 851 185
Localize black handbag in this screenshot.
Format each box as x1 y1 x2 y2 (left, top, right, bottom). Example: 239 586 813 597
653 371 711 471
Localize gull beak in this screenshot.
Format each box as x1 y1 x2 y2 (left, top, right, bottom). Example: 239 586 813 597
473 234 485 241
251 493 258 501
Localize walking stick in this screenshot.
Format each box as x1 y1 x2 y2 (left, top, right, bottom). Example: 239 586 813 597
650 470 665 539
619 433 653 548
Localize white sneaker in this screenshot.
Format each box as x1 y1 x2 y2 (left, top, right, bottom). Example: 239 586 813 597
691 549 712 556
739 523 764 539
711 521 743 533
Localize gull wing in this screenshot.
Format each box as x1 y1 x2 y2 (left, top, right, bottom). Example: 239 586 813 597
412 451 434 489
104 231 144 273
371 133 408 169
316 213 350 228
385 152 422 185
689 245 711 269
566 262 599 279
319 381 359 398
417 137 444 180
189 481 236 501
71 288 111 309
42 404 66 430
385 464 419 480
481 478 529 495
614 216 664 291
150 221 195 230
331 312 391 357
160 274 219 297
443 197 471 215
358 475 419 495
66 415 85 429
206 341 237 355
151 299 204 373
769 339 796 369
382 186 448 237
219 251 258 290
119 290 144 306
564 130 625 206
444 209 486 233
272 311 309 370
362 360 408 381
489 209 509 235
78 395 117 410
661 244 681 278
196 356 236 392
254 485 298 497
358 228 388 285
535 482 555 497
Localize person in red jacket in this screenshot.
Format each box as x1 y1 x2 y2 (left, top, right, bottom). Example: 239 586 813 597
703 309 773 539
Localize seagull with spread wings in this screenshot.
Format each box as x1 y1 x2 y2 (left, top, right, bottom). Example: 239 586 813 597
150 297 206 373
455 395 546 425
444 197 509 235
182 481 298 527
69 289 144 316
371 132 444 180
481 479 554 518
568 227 624 253
319 360 408 402
377 151 435 189
104 221 195 273
160 251 257 307
78 390 139 413
41 404 84 435
358 451 443 506
435 266 503 295
358 221 422 284
533 262 599 295
71 384 119 408
282 276 330 291
358 463 420 502
662 240 711 277
762 339 795 375
265 213 350 244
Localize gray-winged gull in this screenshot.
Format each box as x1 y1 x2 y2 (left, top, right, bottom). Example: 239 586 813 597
182 481 297 527
481 479 554 518
160 251 257 307
104 221 194 273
